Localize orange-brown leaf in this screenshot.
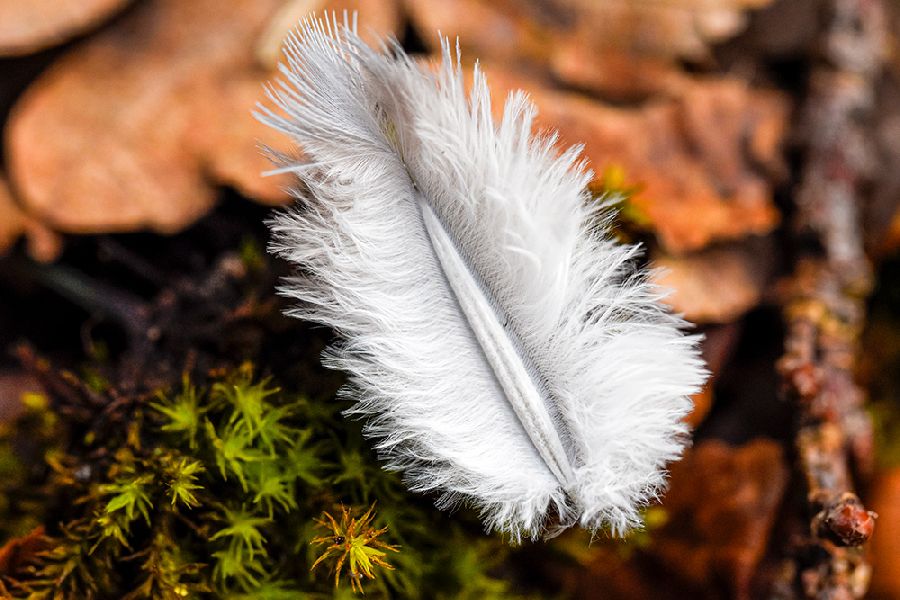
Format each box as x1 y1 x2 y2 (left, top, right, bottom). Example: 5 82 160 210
5 0 293 234
0 0 131 57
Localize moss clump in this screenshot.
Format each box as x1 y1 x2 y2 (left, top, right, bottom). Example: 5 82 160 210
0 365 517 599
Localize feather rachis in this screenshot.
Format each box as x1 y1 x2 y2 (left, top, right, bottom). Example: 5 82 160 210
260 16 707 541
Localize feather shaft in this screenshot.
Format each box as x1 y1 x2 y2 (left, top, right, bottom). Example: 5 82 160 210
418 195 575 488
260 15 708 540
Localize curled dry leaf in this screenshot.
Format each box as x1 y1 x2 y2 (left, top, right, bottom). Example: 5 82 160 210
0 527 47 577
651 439 789 600
0 0 131 57
561 0 775 59
0 176 27 255
216 1 403 203
255 0 402 68
620 80 785 253
6 0 404 233
687 322 742 428
193 74 299 206
5 0 298 234
868 107 900 256
0 174 61 262
405 0 549 66
550 0 773 99
654 236 775 324
407 0 774 100
483 68 785 253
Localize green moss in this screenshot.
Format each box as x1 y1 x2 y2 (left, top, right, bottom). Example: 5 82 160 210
0 365 519 599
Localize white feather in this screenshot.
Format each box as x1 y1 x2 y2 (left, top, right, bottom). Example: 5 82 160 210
258 15 707 542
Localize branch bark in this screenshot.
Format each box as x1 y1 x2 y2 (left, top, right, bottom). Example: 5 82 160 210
777 0 885 597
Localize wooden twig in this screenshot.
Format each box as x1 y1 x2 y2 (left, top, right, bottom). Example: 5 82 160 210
777 0 885 597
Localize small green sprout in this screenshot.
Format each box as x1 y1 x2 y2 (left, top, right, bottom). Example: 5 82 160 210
94 510 130 549
151 379 205 449
211 508 270 556
100 473 154 526
283 430 326 487
161 455 204 508
210 507 271 588
205 421 265 490
213 370 280 439
249 462 298 517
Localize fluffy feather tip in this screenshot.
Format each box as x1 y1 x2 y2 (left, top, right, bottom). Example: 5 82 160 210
257 13 708 542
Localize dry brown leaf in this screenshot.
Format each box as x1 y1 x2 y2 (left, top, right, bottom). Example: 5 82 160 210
870 468 900 599
483 68 785 253
5 0 299 234
407 0 774 99
549 0 775 99
208 1 403 203
8 0 780 246
256 0 402 68
0 176 26 255
404 0 548 66
562 0 774 59
651 439 789 600
569 439 789 599
0 0 131 57
688 385 715 430
868 103 900 256
550 47 689 103
620 80 785 253
0 174 61 262
193 74 296 205
6 0 404 233
654 236 775 324
0 527 47 577
687 322 742 428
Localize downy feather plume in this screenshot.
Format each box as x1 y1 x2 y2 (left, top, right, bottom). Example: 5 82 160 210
258 15 707 542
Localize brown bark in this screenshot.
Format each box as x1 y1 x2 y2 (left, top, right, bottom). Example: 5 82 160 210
777 0 885 597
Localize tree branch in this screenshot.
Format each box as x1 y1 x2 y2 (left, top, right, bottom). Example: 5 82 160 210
777 0 885 597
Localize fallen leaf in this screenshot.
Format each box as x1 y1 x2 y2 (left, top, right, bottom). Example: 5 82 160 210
722 0 820 57
483 69 785 253
0 0 131 57
548 0 774 99
5 0 295 234
870 467 900 599
562 0 774 60
654 236 775 323
621 80 785 253
868 93 900 256
404 0 548 66
0 174 61 262
0 176 27 254
256 0 403 68
687 322 742 428
550 46 688 103
651 439 789 600
193 74 296 205
0 527 47 576
201 0 403 205
407 0 774 100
